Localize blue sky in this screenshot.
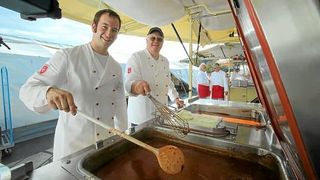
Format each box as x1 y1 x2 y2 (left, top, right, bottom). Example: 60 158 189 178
0 6 191 62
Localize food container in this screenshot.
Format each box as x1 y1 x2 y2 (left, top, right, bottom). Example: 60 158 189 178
60 117 289 179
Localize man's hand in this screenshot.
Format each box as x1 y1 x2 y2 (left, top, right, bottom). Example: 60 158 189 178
175 98 184 108
131 80 151 96
46 87 77 115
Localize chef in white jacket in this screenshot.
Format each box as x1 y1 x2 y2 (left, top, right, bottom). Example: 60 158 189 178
196 63 210 98
19 9 127 161
210 63 229 100
125 27 184 126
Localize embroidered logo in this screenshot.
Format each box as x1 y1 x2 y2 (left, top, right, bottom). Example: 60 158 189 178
39 64 49 74
128 67 132 74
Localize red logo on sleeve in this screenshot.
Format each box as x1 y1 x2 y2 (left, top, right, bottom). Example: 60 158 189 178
39 64 49 74
128 67 132 74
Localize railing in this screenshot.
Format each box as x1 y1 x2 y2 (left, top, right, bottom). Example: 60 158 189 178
1 66 14 151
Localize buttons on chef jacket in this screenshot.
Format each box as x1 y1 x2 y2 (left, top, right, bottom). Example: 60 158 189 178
156 94 159 97
112 102 114 105
96 117 100 120
112 74 116 77
156 84 158 87
151 65 154 67
96 102 99 106
96 133 100 136
95 87 98 90
113 89 116 92
92 70 97 73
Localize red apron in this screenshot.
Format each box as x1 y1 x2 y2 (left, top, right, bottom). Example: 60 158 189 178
211 85 224 99
198 84 210 98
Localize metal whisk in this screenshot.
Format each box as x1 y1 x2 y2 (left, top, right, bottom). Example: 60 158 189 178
147 94 190 137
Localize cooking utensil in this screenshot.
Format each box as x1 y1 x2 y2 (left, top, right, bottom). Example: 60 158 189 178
77 111 185 175
147 94 190 137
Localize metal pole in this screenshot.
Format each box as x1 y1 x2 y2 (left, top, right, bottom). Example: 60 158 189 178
188 17 193 99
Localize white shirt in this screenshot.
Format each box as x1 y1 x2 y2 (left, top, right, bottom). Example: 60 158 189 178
230 72 244 81
210 70 229 91
19 43 127 161
196 71 210 86
93 51 108 67
125 49 179 125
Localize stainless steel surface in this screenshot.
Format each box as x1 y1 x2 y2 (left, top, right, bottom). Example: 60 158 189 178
233 0 320 178
183 99 272 146
30 161 78 180
25 100 294 179
10 161 33 180
28 101 294 179
186 99 263 118
66 125 289 179
62 100 290 179
251 0 320 175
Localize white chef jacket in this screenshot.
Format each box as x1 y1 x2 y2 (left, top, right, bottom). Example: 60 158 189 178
19 43 127 161
230 72 244 81
196 71 210 86
210 70 229 91
125 49 179 125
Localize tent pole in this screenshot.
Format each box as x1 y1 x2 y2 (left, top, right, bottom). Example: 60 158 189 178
188 17 193 99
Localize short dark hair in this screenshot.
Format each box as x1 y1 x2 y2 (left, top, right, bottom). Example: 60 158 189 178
214 63 220 68
93 9 121 30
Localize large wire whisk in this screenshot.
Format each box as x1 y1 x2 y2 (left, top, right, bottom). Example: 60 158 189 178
147 94 190 137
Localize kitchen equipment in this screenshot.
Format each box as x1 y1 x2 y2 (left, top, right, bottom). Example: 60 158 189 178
29 103 291 179
73 125 286 179
147 94 190 137
228 0 320 178
77 111 184 175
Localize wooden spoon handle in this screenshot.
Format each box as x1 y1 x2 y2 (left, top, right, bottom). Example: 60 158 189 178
77 111 159 155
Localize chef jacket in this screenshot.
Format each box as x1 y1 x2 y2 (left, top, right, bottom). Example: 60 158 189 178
196 71 210 86
19 43 127 161
210 70 229 92
230 72 244 81
125 49 179 125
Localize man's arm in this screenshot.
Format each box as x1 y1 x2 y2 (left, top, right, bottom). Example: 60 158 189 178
125 53 152 96
168 77 184 108
19 50 71 113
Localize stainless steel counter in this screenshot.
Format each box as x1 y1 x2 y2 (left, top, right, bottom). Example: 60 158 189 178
27 100 292 179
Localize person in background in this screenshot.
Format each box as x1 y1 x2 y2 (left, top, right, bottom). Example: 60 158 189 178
230 68 244 81
125 27 184 127
210 63 229 100
245 71 254 85
19 9 127 161
196 63 210 98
